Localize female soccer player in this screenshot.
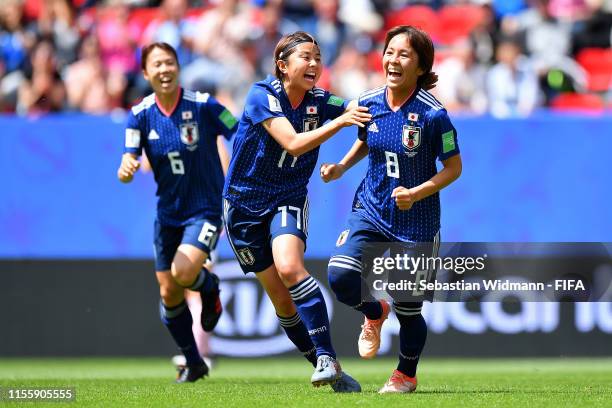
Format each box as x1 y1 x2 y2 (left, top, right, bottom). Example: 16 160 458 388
321 25 462 393
117 42 237 383
223 31 370 391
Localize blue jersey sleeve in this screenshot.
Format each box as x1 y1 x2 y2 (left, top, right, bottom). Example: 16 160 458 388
124 111 143 156
203 95 238 140
431 109 460 161
245 85 285 125
322 92 348 122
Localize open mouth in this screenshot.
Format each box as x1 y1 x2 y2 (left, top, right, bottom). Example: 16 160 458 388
159 77 173 86
304 73 316 82
387 69 402 79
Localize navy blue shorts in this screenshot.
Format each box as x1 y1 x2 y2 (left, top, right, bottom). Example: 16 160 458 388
330 210 440 304
153 217 222 271
223 197 309 274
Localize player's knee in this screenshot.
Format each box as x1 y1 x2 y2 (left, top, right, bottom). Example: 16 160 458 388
275 261 306 286
171 262 198 287
327 262 361 306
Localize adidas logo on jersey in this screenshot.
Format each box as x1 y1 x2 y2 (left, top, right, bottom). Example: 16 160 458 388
368 122 379 133
148 129 160 140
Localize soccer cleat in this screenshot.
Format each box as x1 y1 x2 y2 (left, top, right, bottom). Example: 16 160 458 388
378 370 417 394
175 361 209 383
331 371 362 393
358 299 390 359
200 272 222 332
172 355 214 371
311 355 342 387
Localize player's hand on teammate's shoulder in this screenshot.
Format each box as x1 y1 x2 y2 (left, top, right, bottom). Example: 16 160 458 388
117 153 141 183
335 105 371 128
320 163 345 183
391 186 418 211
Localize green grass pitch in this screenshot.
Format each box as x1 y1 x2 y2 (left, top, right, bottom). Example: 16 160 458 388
1 358 611 407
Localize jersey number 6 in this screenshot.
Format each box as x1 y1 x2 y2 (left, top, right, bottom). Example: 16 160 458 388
168 151 185 175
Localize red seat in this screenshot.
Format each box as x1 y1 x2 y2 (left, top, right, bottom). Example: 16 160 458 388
437 5 486 45
384 5 440 43
576 48 612 92
550 92 606 111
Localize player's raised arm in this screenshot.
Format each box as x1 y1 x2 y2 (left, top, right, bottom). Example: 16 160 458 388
117 153 141 183
262 104 370 157
320 139 368 183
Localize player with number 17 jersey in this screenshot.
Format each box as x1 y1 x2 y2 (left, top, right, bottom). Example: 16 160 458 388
223 74 347 216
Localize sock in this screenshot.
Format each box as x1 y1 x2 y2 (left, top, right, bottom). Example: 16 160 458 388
395 303 427 377
159 300 203 366
278 313 317 367
188 266 215 293
355 301 383 320
289 276 336 359
328 255 381 319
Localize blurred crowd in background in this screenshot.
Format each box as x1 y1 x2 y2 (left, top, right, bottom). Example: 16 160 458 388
1 0 610 117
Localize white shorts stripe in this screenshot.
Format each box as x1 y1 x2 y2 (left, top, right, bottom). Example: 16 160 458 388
328 261 362 273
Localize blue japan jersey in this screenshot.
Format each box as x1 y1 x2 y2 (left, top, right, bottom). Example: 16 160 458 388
354 86 460 242
124 89 237 226
223 75 348 215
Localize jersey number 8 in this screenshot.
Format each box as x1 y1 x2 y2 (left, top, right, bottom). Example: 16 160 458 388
385 151 400 178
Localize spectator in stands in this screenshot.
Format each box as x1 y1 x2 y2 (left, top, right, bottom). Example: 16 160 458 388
435 39 488 114
486 37 541 117
181 0 253 101
33 0 80 70
141 0 197 66
17 39 66 115
95 0 139 75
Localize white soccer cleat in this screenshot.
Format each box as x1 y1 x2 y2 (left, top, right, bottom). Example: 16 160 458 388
378 370 417 394
310 355 341 387
358 299 390 359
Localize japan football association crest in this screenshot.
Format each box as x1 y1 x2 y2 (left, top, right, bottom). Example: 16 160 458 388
303 117 319 132
180 122 199 151
402 124 421 157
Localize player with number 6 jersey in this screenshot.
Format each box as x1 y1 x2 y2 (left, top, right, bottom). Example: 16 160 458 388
117 42 237 383
223 31 371 391
320 26 462 393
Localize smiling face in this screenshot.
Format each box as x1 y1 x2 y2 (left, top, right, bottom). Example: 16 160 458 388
278 42 322 92
142 46 179 97
383 33 423 92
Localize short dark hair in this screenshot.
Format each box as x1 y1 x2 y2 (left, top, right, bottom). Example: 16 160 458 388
140 42 179 71
273 31 319 79
383 26 438 90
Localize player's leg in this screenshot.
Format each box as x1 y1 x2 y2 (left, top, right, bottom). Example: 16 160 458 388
379 232 439 393
255 265 317 367
270 198 347 387
223 200 317 366
154 221 208 383
327 211 390 358
172 219 223 332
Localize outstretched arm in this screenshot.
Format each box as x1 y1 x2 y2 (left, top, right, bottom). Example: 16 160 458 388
320 139 368 183
392 154 462 210
262 103 371 156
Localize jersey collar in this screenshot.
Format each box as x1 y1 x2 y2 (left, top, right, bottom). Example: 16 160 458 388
155 88 182 117
384 85 419 113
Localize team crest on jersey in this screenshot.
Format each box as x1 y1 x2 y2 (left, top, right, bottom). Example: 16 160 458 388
402 124 421 157
237 248 255 265
303 117 319 132
180 122 199 151
336 230 350 247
